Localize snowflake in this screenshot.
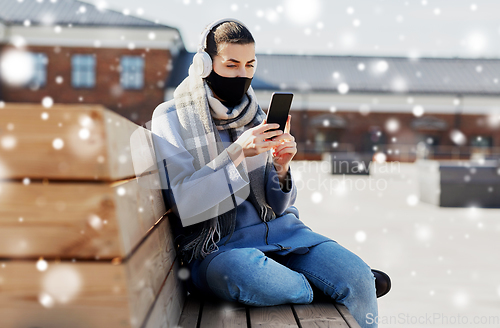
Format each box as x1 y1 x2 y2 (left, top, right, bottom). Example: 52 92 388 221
337 83 349 94
311 191 323 203
407 195 419 206
37 258 48 271
355 231 367 243
284 0 321 25
385 118 400 133
52 138 64 150
42 96 53 108
412 105 424 117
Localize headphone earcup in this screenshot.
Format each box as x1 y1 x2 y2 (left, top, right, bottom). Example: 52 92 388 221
192 51 212 78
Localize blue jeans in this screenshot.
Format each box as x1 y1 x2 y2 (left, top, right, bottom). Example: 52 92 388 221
189 240 378 328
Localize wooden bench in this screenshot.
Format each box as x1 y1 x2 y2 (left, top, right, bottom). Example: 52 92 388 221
417 159 500 207
178 292 361 327
0 103 360 328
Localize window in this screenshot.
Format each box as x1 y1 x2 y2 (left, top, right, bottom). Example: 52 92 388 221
71 54 96 88
120 56 144 89
30 53 48 88
470 135 492 148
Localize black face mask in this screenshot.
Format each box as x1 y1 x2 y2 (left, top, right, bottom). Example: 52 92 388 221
205 70 253 107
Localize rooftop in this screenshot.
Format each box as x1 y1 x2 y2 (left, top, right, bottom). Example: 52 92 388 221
0 0 175 29
168 51 500 96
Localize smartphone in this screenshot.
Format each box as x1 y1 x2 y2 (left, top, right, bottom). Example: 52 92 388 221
266 92 293 134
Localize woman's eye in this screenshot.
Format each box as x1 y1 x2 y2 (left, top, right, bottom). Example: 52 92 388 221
227 65 237 68
246 65 254 68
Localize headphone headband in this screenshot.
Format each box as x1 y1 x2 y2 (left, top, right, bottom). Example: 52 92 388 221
192 18 251 78
197 18 248 52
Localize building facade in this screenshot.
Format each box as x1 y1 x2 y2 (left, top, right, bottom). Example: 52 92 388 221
0 0 182 126
168 53 500 161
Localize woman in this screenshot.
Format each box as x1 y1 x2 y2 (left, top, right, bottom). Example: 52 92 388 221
151 19 386 328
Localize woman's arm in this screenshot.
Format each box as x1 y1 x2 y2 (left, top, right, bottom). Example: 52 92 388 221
151 101 250 227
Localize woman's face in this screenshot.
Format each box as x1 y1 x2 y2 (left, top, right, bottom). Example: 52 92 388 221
212 43 256 78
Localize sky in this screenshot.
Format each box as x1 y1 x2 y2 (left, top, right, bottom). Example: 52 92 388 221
83 0 500 58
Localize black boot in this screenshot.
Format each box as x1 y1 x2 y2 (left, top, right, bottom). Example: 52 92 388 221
371 269 391 298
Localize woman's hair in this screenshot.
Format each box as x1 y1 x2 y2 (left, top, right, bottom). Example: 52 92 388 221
206 21 255 59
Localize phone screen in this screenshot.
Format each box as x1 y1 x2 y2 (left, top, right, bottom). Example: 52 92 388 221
266 92 293 133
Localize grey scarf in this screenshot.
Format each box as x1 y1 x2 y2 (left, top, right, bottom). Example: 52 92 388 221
173 68 276 263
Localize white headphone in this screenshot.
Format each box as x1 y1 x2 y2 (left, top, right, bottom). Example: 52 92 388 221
192 18 250 78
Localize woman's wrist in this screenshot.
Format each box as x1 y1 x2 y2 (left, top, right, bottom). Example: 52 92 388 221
227 143 244 167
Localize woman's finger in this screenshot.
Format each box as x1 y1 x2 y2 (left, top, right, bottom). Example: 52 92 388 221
273 141 296 154
262 129 283 140
272 132 295 142
274 147 297 158
255 123 280 134
284 115 291 134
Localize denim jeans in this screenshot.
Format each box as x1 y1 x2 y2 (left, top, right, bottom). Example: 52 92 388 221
189 240 378 328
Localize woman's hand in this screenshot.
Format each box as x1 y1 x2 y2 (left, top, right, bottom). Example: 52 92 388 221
271 115 297 179
227 120 283 166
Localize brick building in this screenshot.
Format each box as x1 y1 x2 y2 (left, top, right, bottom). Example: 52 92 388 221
2 0 499 163
168 53 500 161
0 0 182 126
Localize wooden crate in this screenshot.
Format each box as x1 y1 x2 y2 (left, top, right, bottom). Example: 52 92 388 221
0 103 184 327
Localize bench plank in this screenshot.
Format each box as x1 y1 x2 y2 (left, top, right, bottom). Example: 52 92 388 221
177 294 202 328
199 299 248 328
249 304 298 327
293 301 349 328
334 304 362 328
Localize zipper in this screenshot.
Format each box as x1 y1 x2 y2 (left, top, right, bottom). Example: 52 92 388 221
276 244 291 250
264 221 269 245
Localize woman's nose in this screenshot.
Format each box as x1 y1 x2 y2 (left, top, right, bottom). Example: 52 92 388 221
236 66 249 78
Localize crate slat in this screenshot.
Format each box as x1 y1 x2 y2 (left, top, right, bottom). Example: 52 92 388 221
0 103 156 181
0 214 174 328
0 172 165 259
143 260 185 328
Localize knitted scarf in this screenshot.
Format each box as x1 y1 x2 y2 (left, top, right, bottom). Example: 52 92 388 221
173 66 276 263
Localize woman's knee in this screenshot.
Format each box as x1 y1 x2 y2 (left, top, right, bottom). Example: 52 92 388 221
205 248 268 295
207 248 265 277
333 256 376 301
289 242 375 300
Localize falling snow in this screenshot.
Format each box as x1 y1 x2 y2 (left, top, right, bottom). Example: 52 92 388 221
337 83 349 94
52 138 64 150
385 118 400 133
1 136 17 150
178 267 190 280
412 105 425 117
450 129 467 146
407 194 419 206
36 258 48 271
42 97 53 108
311 191 323 203
88 214 103 230
0 49 35 86
355 231 367 243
